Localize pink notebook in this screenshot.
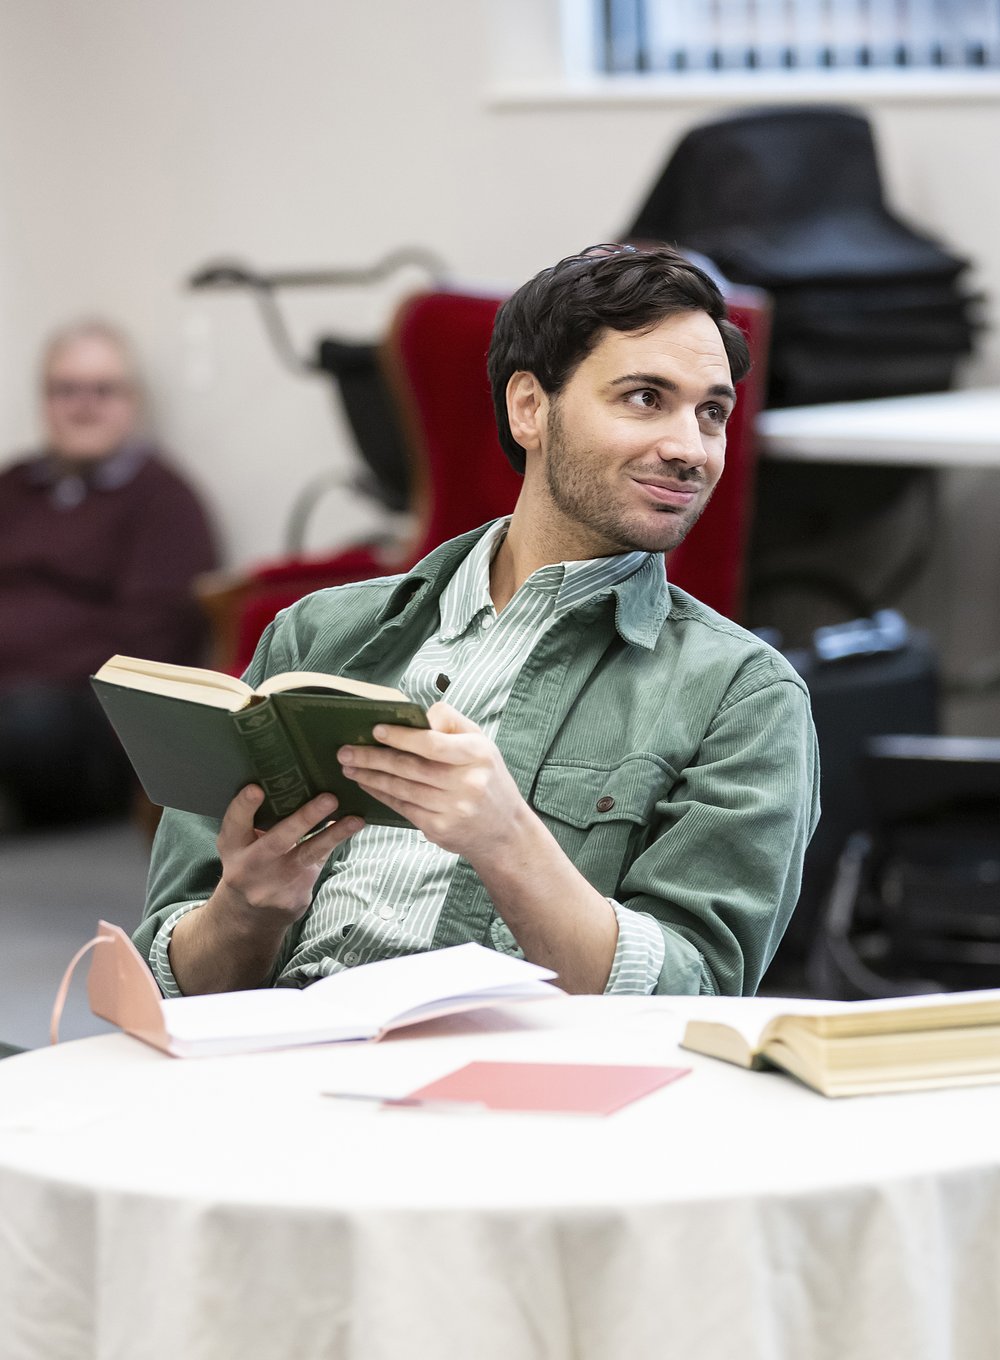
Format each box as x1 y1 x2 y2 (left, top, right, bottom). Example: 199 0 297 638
406 1061 690 1115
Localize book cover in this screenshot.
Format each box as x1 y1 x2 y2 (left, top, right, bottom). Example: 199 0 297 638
92 676 428 828
405 1060 690 1115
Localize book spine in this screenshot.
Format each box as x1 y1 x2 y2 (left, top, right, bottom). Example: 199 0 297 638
231 702 314 823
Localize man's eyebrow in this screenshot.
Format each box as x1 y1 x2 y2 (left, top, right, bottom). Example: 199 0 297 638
607 373 738 404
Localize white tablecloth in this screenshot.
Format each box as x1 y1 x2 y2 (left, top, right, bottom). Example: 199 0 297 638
1 995 999 1360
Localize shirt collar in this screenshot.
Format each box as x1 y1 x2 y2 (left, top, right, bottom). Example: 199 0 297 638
27 441 150 506
436 518 508 642
383 521 676 650
430 517 670 649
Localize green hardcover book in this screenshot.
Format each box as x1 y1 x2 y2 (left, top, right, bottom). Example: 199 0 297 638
91 654 429 829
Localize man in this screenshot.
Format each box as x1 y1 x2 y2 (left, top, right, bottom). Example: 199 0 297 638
0 320 216 828
136 245 819 997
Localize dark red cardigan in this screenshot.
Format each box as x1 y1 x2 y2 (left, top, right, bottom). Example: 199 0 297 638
0 447 217 687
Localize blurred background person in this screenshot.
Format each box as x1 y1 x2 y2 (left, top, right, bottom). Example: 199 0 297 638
0 320 217 830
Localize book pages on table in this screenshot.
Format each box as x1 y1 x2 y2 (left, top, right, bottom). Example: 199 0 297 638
84 926 558 1059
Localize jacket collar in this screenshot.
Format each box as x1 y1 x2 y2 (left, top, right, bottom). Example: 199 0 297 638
381 520 672 651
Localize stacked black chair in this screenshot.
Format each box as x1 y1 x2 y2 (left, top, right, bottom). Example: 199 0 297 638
628 105 983 628
627 105 980 409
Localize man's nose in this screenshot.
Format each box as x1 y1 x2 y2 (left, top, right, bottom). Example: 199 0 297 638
652 411 708 467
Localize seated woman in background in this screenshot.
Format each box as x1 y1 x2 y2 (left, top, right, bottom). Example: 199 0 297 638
0 319 217 829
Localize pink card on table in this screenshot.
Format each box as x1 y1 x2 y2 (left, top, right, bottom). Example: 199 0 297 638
406 1061 690 1115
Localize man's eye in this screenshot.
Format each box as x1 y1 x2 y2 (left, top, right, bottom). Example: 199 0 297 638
701 403 730 426
625 389 659 410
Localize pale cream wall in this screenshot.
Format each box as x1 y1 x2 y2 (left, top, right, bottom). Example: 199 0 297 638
0 0 996 573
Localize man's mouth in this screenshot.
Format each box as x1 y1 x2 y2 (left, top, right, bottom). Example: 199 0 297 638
631 477 701 508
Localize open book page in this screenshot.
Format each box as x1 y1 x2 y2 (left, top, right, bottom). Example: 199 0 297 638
94 655 410 709
94 655 254 709
161 988 327 1048
158 944 557 1055
255 671 410 703
800 986 1000 1037
681 988 1000 1075
678 995 853 1066
300 943 558 1033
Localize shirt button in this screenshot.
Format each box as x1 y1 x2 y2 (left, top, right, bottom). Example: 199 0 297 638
343 951 359 966
596 796 615 813
480 614 495 631
377 905 395 921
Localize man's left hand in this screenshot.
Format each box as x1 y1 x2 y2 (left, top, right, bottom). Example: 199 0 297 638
337 701 528 862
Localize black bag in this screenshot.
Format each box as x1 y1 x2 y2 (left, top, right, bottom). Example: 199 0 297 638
807 734 1000 999
761 612 940 990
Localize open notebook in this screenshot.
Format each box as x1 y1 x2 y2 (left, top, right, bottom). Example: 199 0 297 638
54 922 559 1058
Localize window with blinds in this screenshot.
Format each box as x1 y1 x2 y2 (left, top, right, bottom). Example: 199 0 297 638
599 1 1000 73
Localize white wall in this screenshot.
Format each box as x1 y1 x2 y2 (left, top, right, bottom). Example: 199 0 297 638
0 0 996 575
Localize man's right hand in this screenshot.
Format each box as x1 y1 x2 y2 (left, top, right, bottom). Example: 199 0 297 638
167 787 363 994
217 786 362 922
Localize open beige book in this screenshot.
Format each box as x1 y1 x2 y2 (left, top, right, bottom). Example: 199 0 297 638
58 922 558 1059
91 654 429 828
679 989 1000 1097
92 654 411 709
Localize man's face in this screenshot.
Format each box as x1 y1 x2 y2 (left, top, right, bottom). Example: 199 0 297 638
527 310 736 558
43 334 140 463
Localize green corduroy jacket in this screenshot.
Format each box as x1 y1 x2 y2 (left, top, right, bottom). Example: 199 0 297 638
135 522 820 996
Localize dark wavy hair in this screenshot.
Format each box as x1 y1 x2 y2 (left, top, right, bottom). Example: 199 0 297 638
487 243 750 473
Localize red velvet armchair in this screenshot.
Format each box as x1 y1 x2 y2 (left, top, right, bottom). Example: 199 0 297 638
199 287 770 674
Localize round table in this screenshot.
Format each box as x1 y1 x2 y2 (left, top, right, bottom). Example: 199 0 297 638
1 996 998 1360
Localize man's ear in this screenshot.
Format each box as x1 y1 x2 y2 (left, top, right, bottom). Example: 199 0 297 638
506 371 547 454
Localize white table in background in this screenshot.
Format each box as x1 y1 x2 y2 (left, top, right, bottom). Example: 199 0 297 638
756 387 1000 467
1 995 999 1360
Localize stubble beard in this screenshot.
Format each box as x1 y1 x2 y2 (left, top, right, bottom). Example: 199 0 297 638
543 404 712 556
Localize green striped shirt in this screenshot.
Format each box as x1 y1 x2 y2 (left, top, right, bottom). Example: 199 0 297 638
150 521 666 995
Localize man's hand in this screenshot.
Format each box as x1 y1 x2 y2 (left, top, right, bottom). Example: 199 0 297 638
337 702 528 863
339 702 618 993
216 786 363 922
167 787 363 994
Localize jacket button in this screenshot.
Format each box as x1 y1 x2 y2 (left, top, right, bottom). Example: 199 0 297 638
596 796 615 813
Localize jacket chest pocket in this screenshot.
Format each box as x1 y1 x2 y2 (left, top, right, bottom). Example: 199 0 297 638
529 756 674 897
